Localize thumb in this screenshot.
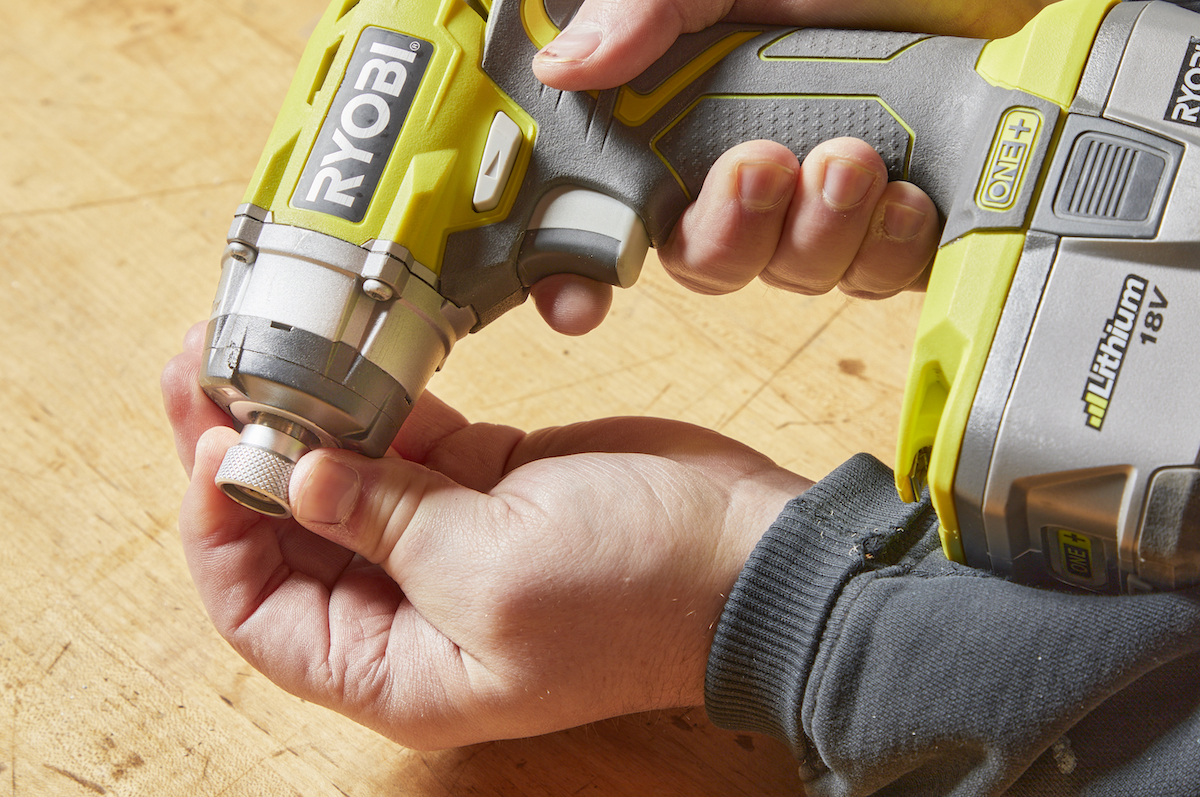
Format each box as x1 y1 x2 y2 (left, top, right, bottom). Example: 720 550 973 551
288 449 489 569
531 0 734 91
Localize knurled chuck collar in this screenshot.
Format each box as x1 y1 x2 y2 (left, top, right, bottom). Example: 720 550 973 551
215 419 314 518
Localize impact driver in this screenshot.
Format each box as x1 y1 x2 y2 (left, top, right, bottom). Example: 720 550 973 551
200 0 1200 593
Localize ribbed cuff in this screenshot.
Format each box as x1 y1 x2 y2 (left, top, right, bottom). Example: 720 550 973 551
703 453 935 758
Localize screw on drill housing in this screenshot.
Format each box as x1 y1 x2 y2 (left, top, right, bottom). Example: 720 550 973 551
215 414 318 518
362 278 394 301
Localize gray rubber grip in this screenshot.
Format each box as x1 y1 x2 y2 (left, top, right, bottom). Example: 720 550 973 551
440 0 1046 326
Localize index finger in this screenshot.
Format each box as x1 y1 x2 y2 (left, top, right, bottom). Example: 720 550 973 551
161 322 233 478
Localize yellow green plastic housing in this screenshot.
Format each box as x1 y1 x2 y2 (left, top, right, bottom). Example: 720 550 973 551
242 0 534 274
894 0 1120 562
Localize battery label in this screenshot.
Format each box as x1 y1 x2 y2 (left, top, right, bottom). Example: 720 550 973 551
1050 527 1108 590
1059 530 1094 580
293 28 433 222
976 108 1042 212
1081 274 1147 431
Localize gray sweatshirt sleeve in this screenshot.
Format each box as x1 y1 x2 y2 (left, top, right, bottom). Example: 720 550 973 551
705 454 1200 797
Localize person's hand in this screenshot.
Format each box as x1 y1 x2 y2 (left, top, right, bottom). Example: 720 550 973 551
527 0 1057 335
163 324 810 749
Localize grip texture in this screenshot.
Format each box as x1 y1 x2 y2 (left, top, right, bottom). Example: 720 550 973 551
441 0 1039 325
657 96 912 200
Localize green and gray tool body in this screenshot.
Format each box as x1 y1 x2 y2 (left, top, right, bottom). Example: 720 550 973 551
201 0 1200 594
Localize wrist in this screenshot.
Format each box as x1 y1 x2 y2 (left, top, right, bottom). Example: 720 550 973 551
677 466 811 706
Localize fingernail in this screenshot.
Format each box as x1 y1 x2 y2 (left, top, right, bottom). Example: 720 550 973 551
736 160 795 212
535 22 602 64
882 201 928 241
822 158 877 210
294 457 360 525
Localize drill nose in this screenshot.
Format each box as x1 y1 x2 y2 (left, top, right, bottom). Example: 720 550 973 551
214 417 314 518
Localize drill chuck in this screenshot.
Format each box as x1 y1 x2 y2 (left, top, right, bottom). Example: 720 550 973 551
215 417 314 518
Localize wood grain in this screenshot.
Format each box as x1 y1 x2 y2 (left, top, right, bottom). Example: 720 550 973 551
0 0 922 793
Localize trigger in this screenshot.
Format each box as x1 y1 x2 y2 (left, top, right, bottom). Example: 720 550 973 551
517 187 649 289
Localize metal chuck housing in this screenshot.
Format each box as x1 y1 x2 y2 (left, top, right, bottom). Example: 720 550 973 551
200 204 477 517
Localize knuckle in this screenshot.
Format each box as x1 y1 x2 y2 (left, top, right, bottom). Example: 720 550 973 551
665 258 754 294
661 0 730 31
759 264 839 296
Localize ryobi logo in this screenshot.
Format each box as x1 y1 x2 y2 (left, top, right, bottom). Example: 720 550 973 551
293 28 433 222
1167 37 1200 126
